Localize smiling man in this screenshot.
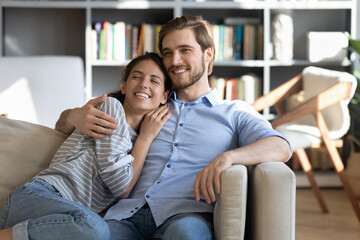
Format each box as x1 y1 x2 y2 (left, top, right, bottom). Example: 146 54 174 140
55 16 292 240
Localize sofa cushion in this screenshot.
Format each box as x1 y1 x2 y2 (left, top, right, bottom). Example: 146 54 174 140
0 117 67 208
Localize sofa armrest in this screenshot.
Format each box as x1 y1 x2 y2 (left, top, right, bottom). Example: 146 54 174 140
249 162 296 240
214 165 248 240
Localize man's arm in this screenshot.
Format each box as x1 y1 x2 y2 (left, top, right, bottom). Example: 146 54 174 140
193 136 292 204
55 94 118 138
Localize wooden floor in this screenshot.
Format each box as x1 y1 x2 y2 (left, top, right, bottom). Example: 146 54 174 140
296 188 360 240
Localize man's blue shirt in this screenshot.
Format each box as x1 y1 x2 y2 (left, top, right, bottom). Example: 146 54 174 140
104 89 289 226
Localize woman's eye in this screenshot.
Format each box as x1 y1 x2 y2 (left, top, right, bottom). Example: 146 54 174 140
151 79 160 85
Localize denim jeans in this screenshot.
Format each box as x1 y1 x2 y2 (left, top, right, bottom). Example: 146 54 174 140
106 205 214 240
0 178 110 240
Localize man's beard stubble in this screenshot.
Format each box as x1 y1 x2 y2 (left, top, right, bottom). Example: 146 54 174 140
172 57 206 90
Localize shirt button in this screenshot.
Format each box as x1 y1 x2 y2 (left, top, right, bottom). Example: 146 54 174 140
179 123 183 127
167 164 171 168
146 195 150 198
135 207 139 210
174 143 178 146
131 210 134 213
184 103 188 107
157 181 160 184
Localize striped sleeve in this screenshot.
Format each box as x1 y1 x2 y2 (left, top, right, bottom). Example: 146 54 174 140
94 97 134 197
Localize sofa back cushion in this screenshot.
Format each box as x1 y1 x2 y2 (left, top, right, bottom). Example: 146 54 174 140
0 56 86 128
0 117 67 209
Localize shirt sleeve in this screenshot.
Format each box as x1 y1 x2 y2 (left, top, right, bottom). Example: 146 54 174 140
94 97 134 197
234 101 292 151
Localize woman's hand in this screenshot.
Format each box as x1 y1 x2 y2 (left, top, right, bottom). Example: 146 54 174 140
138 105 171 142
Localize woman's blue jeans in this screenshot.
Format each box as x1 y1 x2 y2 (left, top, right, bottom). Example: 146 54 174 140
0 178 110 240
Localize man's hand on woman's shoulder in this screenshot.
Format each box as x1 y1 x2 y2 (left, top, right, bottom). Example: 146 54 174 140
55 94 117 138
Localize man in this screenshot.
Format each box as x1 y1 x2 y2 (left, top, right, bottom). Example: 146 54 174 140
56 16 292 240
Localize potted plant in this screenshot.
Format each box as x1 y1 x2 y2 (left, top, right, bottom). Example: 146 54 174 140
346 34 360 134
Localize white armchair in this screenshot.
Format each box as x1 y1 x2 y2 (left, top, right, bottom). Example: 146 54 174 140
253 66 360 222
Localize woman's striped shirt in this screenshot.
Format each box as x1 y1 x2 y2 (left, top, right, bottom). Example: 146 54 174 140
37 97 137 213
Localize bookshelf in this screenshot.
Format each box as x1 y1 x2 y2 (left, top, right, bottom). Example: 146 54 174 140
0 0 358 185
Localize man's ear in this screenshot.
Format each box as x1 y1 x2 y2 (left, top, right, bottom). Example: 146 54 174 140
160 90 170 105
205 47 214 63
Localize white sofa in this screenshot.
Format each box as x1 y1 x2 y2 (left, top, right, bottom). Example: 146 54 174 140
0 56 296 239
0 117 296 240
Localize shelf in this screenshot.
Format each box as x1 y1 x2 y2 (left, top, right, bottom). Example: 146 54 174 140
295 171 341 188
0 0 356 106
269 59 352 67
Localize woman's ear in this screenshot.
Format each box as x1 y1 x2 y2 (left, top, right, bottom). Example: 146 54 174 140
120 83 126 95
160 90 170 105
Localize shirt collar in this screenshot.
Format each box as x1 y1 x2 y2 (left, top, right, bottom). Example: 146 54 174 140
169 89 220 107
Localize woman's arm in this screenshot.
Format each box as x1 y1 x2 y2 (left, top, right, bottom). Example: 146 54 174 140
55 94 118 138
119 105 171 198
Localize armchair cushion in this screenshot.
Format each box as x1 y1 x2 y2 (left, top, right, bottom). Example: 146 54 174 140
277 67 357 151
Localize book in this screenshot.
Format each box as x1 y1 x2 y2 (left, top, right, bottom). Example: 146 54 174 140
102 21 113 60
224 25 234 60
98 28 106 60
224 17 260 26
90 29 97 60
234 25 243 60
113 21 126 62
137 23 146 56
131 26 139 59
143 24 154 54
212 25 220 61
225 78 236 101
94 22 102 59
238 73 261 104
126 24 132 60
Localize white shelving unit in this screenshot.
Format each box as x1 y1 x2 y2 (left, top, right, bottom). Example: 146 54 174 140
0 0 357 102
0 1 358 186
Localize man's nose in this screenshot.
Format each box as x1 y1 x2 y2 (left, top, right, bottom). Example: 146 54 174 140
171 51 182 65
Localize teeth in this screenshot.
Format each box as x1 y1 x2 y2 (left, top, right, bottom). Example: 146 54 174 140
174 69 186 74
135 93 150 99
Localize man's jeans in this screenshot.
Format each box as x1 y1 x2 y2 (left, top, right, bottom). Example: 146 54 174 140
0 178 110 240
107 205 214 240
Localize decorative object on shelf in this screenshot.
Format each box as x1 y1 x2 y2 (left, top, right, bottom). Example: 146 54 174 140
307 31 349 62
272 13 293 61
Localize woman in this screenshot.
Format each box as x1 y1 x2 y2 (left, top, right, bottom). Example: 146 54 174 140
0 52 172 240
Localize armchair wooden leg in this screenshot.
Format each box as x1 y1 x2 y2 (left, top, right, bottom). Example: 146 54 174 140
322 140 360 222
295 149 329 213
314 111 360 222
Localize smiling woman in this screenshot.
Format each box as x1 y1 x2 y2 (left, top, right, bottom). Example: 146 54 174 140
0 52 172 240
